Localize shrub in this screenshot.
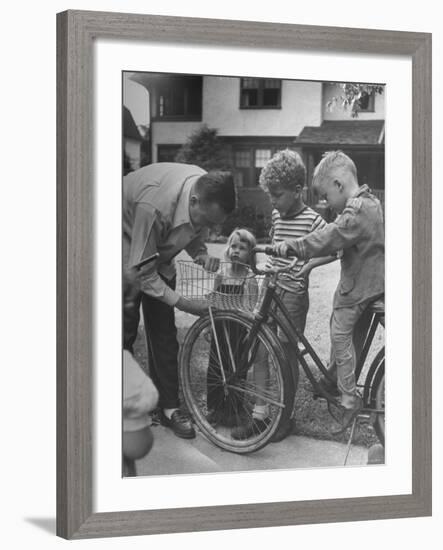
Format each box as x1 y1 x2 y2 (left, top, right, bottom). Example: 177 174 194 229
174 124 232 171
221 205 271 241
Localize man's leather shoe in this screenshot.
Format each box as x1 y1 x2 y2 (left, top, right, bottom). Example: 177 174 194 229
160 409 196 439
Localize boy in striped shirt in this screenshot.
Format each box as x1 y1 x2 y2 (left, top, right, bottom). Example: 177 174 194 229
252 150 336 440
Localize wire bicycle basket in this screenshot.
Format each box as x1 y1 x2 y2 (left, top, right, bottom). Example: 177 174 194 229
177 260 264 313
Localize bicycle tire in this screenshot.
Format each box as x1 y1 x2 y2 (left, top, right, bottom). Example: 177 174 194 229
363 348 385 446
372 367 385 446
179 311 294 453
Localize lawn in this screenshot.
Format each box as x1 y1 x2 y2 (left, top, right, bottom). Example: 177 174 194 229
133 244 384 447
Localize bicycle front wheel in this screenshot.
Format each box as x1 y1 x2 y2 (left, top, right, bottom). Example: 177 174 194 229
179 311 294 453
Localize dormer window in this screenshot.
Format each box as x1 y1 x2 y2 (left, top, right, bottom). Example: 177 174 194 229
240 78 281 109
154 75 202 120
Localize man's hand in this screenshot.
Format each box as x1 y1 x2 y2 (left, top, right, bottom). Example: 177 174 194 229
123 267 141 311
175 296 209 316
272 241 294 258
194 254 220 273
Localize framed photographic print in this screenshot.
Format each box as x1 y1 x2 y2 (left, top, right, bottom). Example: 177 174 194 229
57 10 431 539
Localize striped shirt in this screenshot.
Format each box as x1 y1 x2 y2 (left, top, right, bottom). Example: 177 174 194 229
266 206 327 290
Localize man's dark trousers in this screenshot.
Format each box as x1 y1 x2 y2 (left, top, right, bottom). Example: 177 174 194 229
123 277 179 410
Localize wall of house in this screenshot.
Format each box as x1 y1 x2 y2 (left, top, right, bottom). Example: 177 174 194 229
202 77 323 136
151 122 203 162
322 83 385 120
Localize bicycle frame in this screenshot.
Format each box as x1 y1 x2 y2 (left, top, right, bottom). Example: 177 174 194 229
244 278 333 395
236 272 383 406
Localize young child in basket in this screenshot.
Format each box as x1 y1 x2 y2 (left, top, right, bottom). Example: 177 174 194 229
213 228 259 309
206 229 259 426
273 151 384 427
232 149 336 442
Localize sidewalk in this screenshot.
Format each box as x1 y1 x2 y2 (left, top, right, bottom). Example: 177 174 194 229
135 424 368 476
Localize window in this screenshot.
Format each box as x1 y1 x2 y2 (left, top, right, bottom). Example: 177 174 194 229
232 146 280 187
155 76 202 120
358 91 375 112
157 144 182 163
255 149 272 167
240 78 281 109
234 150 252 188
254 149 272 185
234 150 251 168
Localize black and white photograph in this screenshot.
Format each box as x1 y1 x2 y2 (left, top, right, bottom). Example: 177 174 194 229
121 71 385 478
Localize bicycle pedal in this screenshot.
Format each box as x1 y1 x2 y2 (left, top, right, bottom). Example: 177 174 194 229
311 388 322 400
357 411 372 422
311 390 328 401
304 383 322 399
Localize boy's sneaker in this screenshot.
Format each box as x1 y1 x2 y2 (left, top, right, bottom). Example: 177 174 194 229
270 418 296 443
340 396 363 429
231 418 270 440
206 409 246 428
316 376 340 398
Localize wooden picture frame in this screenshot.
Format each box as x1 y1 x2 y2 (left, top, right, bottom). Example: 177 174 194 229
56 10 432 539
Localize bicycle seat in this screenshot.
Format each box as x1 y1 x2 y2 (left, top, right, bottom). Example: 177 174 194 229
367 296 385 326
368 297 384 314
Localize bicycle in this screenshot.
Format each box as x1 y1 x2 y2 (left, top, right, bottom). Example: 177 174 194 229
178 247 385 455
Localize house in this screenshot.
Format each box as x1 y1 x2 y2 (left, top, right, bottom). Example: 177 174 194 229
129 74 385 218
123 105 144 173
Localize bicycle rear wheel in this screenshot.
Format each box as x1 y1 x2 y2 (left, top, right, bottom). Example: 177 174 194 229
372 368 385 446
179 311 294 453
363 348 385 446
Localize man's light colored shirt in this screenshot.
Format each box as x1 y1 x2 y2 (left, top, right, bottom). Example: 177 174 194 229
123 163 208 306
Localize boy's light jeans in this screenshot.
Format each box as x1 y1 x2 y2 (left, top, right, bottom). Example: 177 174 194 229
330 298 373 408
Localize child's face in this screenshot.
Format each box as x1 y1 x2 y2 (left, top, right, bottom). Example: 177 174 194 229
228 235 251 264
268 185 302 217
316 177 347 214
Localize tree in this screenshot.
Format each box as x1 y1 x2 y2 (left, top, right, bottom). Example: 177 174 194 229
174 124 232 171
326 83 384 118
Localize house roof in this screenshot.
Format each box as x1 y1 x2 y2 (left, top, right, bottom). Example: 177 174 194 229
296 120 385 146
123 106 143 141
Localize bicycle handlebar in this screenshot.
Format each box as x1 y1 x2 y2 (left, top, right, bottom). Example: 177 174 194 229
253 245 275 257
251 246 299 276
253 245 297 258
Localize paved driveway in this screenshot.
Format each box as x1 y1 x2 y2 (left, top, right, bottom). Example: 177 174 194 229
136 424 368 476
